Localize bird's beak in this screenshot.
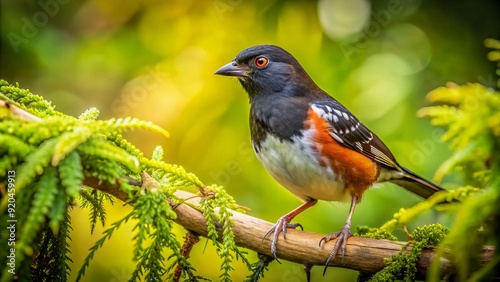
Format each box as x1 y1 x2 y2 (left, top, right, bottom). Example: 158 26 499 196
214 61 249 77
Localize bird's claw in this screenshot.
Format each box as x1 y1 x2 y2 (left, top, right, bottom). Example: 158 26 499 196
319 223 351 276
263 216 303 260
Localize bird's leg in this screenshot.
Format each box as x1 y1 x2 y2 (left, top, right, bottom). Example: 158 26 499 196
263 199 317 260
319 195 358 275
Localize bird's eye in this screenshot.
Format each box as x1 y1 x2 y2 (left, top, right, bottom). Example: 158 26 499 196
255 56 268 67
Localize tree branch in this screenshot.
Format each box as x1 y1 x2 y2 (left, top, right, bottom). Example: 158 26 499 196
83 176 495 280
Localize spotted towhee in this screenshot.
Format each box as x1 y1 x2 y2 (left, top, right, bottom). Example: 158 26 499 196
215 45 445 268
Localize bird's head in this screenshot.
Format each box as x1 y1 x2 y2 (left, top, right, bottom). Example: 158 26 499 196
215 45 316 100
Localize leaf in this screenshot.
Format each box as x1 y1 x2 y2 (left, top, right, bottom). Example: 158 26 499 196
52 126 93 166
58 151 84 198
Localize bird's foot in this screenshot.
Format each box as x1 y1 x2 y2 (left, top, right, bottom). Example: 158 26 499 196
263 215 303 260
319 222 351 275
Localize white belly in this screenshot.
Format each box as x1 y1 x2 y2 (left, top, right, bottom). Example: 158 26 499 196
254 134 351 202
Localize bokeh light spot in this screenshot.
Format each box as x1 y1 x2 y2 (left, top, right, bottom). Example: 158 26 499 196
351 53 413 121
318 0 371 39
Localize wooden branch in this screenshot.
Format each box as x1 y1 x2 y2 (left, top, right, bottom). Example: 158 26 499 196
0 99 41 121
83 177 495 280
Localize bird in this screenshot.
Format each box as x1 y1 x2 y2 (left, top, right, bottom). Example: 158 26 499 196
214 44 445 271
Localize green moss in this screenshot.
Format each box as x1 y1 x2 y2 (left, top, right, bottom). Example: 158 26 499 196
367 224 449 282
355 225 397 241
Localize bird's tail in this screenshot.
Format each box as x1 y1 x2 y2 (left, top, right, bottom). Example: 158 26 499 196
389 166 445 199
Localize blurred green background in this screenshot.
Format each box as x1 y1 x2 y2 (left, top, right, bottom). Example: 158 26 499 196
1 0 499 281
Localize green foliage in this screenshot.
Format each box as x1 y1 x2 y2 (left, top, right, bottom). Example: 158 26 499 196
244 254 273 282
79 189 112 234
199 184 248 282
144 159 204 189
417 41 500 280
0 79 250 281
76 211 135 281
2 37 498 281
130 188 194 281
58 151 84 199
357 40 500 281
33 208 73 282
419 82 499 185
420 80 500 281
0 82 62 118
355 226 397 241
367 224 449 282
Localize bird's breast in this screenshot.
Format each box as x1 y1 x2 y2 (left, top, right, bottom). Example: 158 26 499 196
253 132 351 202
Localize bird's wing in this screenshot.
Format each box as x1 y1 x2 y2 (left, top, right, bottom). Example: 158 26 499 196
310 100 400 169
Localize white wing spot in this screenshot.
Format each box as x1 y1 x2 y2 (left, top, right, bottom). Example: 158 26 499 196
355 142 363 151
311 105 326 116
344 128 350 134
325 105 332 112
350 125 356 132
332 115 339 123
331 133 344 143
334 109 342 116
342 112 349 120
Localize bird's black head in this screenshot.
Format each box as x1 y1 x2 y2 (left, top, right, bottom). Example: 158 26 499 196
215 45 317 100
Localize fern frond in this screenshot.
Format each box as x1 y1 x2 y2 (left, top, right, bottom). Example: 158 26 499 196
0 133 33 158
49 187 68 235
244 254 273 282
52 126 93 166
78 138 139 173
50 208 73 281
33 226 53 280
79 189 107 234
151 146 164 161
10 138 57 191
108 133 144 160
150 146 165 180
78 107 100 121
143 159 204 188
0 134 33 175
0 138 56 213
134 234 167 282
198 184 243 281
58 151 84 198
76 211 134 282
32 208 73 282
131 190 195 281
99 117 169 138
4 118 76 146
378 186 479 233
0 80 63 117
81 157 125 188
3 167 59 281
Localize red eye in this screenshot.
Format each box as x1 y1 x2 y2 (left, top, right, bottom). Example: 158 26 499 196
255 56 268 67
